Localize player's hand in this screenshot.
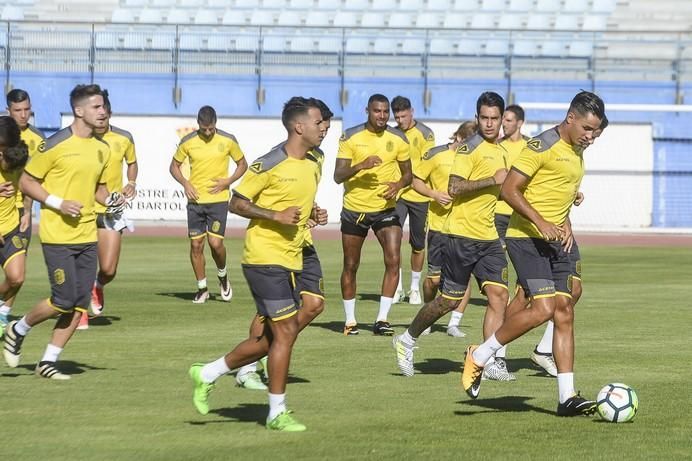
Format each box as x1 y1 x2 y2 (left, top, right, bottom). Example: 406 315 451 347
434 191 453 206
560 221 574 252
274 206 301 225
19 211 31 232
307 218 317 229
358 155 382 171
0 181 15 198
537 219 563 242
574 191 584 206
493 168 508 185
208 177 230 194
311 204 328 226
183 182 199 201
60 200 83 218
380 181 401 200
121 182 136 199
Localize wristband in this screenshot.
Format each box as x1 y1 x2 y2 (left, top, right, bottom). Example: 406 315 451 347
45 194 64 210
127 181 136 186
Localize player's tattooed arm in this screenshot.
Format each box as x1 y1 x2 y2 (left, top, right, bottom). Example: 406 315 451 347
448 168 506 198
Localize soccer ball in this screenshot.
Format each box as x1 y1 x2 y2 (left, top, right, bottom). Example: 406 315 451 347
596 383 639 423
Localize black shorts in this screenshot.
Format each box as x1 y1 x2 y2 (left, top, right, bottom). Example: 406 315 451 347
187 202 228 239
42 242 98 313
506 237 572 299
426 230 446 277
395 198 428 252
0 226 26 268
494 213 511 246
340 208 401 237
440 235 508 300
242 264 300 321
569 238 581 280
297 245 324 299
17 207 31 249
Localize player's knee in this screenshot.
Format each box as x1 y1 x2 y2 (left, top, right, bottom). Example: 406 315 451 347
342 259 359 274
571 282 582 304
439 296 461 314
554 298 574 323
303 297 324 319
6 272 24 289
190 239 205 253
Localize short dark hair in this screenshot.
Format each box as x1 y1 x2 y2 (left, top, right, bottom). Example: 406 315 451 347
599 114 609 130
367 93 389 107
281 96 322 130
102 88 112 115
2 141 29 171
391 96 412 113
476 91 505 116
569 91 605 121
6 89 30 107
0 115 21 147
313 98 333 121
70 84 103 112
197 105 217 125
505 104 525 121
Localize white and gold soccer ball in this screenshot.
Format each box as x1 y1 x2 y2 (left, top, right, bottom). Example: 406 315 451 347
596 383 639 423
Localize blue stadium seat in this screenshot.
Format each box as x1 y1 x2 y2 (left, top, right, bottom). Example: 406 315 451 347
563 0 589 13
429 37 455 55
498 14 523 29
480 0 505 12
554 14 580 30
443 13 466 29
508 0 531 11
278 11 303 26
416 12 440 29
250 9 275 25
333 11 358 27
582 14 607 31
305 11 331 26
469 14 495 29
167 9 191 24
535 0 561 13
526 14 552 29
139 8 164 23
194 10 218 24
361 13 385 28
222 9 246 25
111 8 135 23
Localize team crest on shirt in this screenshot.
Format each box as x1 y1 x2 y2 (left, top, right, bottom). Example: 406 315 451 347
527 139 541 151
11 235 22 249
501 267 508 283
456 144 469 154
37 140 46 153
211 221 221 233
386 140 394 152
250 161 263 173
339 133 346 141
427 132 434 141
54 268 65 285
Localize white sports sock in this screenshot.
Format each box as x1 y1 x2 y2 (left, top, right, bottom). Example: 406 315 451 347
447 311 463 327
402 329 417 344
197 278 207 290
343 298 356 325
396 268 403 292
200 356 230 383
495 345 507 359
41 344 63 363
557 372 575 404
376 296 393 322
536 320 554 354
267 392 287 422
410 271 421 292
472 334 503 366
237 362 257 377
217 267 227 278
0 304 10 316
15 317 32 336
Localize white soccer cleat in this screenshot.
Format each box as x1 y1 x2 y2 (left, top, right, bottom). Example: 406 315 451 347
218 276 233 302
392 288 405 304
420 326 432 336
446 326 466 338
482 358 516 381
531 348 558 377
392 334 415 377
408 290 422 305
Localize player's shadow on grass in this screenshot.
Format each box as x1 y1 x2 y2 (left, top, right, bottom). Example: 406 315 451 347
187 404 266 427
88 315 121 326
358 293 382 302
156 292 229 302
413 357 459 375
504 358 555 378
15 360 109 376
310 321 348 333
454 396 553 416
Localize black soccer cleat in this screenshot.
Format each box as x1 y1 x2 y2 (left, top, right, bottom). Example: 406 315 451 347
557 392 598 417
373 320 394 336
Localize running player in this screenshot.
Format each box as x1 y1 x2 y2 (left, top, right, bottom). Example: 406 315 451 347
461 91 606 416
169 106 247 303
335 94 412 336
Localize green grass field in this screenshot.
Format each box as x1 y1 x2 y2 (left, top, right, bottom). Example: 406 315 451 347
2 236 691 460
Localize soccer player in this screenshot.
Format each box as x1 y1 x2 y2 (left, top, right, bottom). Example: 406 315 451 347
460 91 606 417
391 96 435 305
412 121 476 338
0 90 44 328
335 94 412 336
169 106 247 303
393 91 510 377
188 97 328 432
0 117 28 331
3 84 119 379
87 89 138 321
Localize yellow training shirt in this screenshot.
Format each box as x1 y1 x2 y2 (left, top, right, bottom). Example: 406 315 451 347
16 124 45 209
94 125 137 214
413 143 455 233
399 122 435 203
173 129 245 204
496 136 528 216
337 124 410 213
0 167 20 236
24 127 110 244
507 127 584 240
234 146 319 271
442 133 507 241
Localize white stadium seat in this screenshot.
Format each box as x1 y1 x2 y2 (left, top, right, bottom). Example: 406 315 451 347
250 9 275 25
535 0 561 13
290 35 316 53
235 0 261 8
373 37 399 54
346 36 370 53
305 11 331 26
152 0 175 7
263 0 285 9
317 32 342 52
222 9 246 25
554 14 580 30
402 37 425 54
526 14 552 30
343 0 369 10
540 38 566 56
333 11 358 27
389 13 413 28
207 35 231 51
167 9 191 24
289 0 314 9
111 8 135 23
263 34 288 52
317 0 340 9
416 12 440 29
398 0 424 11
429 38 455 54
469 14 495 29
582 15 607 31
371 0 398 11
485 38 509 55
592 0 617 13
563 0 589 13
508 0 532 12
278 11 303 26
443 12 466 29
179 0 205 7
512 39 536 55
480 0 505 12
194 10 218 25
569 40 593 57
139 9 164 24
457 37 483 55
427 0 450 11
498 14 523 29
361 13 385 28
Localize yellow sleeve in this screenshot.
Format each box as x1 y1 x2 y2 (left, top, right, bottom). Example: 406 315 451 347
233 169 270 202
98 147 111 184
229 139 245 162
422 135 435 159
173 141 188 163
450 151 474 179
414 155 434 182
124 139 137 164
397 138 411 162
24 142 55 179
511 146 544 178
336 135 354 160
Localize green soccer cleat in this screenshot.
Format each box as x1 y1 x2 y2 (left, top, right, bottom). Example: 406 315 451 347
266 411 307 432
189 363 215 415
